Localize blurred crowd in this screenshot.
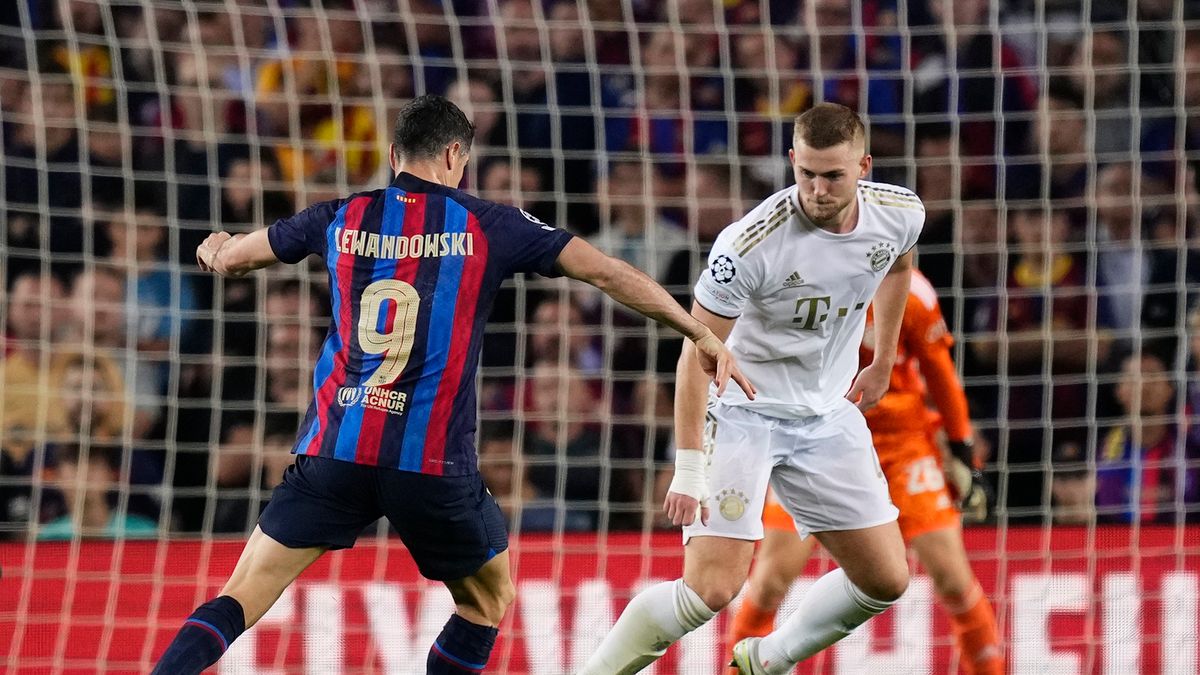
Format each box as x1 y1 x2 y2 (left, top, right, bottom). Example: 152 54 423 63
2 0 1200 540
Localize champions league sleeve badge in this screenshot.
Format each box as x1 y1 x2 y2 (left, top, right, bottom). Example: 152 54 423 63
710 254 737 284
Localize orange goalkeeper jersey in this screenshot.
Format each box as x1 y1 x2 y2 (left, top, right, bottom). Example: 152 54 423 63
859 270 972 443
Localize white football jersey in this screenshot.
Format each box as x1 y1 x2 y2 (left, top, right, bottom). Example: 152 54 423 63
694 179 924 418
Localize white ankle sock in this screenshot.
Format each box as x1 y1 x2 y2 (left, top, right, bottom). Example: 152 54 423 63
577 578 715 675
755 568 895 674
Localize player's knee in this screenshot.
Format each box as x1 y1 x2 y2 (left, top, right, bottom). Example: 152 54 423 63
867 566 910 603
692 577 743 612
929 566 973 601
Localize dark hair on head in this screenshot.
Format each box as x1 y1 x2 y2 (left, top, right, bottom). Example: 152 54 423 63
915 121 953 144
56 442 121 471
1117 340 1176 372
392 94 475 161
479 419 515 443
132 181 168 217
793 102 866 150
1045 76 1085 110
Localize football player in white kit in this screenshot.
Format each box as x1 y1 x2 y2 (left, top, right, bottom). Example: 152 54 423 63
580 103 922 675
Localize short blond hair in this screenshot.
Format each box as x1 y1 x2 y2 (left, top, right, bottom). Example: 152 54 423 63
793 103 866 150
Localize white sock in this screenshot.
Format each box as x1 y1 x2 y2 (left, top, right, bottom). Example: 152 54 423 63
578 578 715 675
755 568 895 674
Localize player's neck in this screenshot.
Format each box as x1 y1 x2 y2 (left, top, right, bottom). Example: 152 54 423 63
395 162 452 188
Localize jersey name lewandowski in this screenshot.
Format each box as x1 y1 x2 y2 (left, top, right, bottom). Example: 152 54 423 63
267 172 574 476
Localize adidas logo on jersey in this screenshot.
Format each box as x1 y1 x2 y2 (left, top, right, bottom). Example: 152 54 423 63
782 271 805 288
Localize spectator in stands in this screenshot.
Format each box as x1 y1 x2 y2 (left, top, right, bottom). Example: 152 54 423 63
48 0 114 110
794 0 906 162
1068 29 1137 163
478 421 590 531
478 159 546 211
971 206 1110 515
913 0 1037 196
1093 162 1185 339
523 362 607 529
494 0 552 150
213 280 321 532
84 103 128 201
364 42 415 141
38 444 157 540
68 266 163 439
220 154 294 232
163 46 246 240
1049 440 1095 524
52 352 127 444
663 162 746 300
590 161 688 282
255 0 378 185
1041 80 1090 200
1096 350 1199 523
103 194 201 356
604 28 730 160
3 61 84 264
546 0 604 202
731 31 806 162
1 272 70 538
1187 306 1200 452
528 295 603 375
912 123 957 301
2 272 71 449
445 76 504 155
1140 28 1200 185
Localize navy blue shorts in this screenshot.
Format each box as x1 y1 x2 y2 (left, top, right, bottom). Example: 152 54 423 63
258 455 509 581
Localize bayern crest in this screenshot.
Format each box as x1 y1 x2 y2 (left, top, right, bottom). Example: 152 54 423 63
715 488 750 521
867 242 897 272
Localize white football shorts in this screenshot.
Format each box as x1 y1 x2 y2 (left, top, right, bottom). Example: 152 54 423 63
682 398 898 543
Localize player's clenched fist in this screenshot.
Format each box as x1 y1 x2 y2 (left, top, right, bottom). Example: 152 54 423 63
664 448 709 526
196 232 233 273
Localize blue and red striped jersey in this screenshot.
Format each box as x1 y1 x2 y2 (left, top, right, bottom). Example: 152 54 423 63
266 172 574 476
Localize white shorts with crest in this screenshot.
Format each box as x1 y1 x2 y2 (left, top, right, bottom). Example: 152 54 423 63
682 398 898 543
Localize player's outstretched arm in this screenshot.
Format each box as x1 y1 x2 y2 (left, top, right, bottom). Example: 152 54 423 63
847 248 913 411
196 230 280 277
555 237 755 398
663 302 738 527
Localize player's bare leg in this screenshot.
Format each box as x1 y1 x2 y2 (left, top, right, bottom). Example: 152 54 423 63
579 536 754 674
444 549 516 626
910 524 1004 675
735 521 908 674
427 550 515 673
726 529 815 659
220 526 326 625
152 526 325 674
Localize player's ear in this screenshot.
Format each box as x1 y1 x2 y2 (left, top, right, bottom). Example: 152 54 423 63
859 153 872 178
387 143 400 174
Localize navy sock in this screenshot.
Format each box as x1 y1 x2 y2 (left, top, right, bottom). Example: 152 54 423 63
152 595 246 675
426 614 499 674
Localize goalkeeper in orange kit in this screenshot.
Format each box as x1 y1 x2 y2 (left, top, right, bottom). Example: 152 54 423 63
726 270 1003 675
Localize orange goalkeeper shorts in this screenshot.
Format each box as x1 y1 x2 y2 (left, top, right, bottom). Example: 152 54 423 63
761 431 958 542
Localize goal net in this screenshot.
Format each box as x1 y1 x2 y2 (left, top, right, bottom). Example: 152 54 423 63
1 0 1198 673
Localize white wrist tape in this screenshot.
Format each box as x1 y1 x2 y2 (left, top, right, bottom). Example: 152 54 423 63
668 449 709 502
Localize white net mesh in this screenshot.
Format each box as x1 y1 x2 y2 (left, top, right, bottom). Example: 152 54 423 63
1 0 1199 673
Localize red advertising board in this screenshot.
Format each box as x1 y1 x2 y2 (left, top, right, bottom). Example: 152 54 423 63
2 526 1198 674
